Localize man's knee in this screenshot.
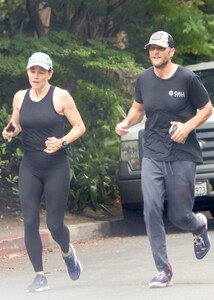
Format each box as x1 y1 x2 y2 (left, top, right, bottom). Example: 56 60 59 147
168 213 192 227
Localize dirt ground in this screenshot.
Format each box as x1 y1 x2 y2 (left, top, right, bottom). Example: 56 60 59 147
0 198 123 237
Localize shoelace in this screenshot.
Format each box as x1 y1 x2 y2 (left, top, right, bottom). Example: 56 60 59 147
194 235 205 247
154 271 168 280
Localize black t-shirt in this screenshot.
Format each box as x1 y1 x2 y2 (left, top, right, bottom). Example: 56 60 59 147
135 66 209 163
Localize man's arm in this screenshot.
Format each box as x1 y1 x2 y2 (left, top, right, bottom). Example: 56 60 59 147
115 100 145 136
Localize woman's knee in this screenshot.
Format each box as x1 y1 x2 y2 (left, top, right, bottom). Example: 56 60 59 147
47 220 63 236
24 218 39 234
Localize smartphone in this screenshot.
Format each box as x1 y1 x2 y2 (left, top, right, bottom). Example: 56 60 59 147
169 124 177 136
169 123 186 144
6 122 15 133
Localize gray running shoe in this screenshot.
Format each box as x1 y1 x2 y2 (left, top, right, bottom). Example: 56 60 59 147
149 265 173 288
193 213 211 259
27 274 49 292
63 243 83 280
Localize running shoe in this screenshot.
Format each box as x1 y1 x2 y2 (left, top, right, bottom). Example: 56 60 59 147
193 213 211 260
63 243 83 280
149 265 173 288
27 274 49 292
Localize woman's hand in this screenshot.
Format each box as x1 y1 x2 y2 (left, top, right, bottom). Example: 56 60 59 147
44 137 62 153
2 122 16 142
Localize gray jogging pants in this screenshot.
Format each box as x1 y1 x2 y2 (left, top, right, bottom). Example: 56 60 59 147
141 157 205 272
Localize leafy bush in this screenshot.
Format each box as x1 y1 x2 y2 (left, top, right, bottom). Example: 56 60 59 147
0 108 22 206
0 32 139 213
67 80 122 213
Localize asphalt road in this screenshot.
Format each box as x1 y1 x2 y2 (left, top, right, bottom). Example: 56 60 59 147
0 222 214 300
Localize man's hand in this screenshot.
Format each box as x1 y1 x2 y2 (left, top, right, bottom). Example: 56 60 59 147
115 122 129 136
169 121 188 144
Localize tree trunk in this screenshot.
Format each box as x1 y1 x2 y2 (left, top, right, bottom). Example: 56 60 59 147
38 2 51 34
68 2 88 35
104 0 126 37
26 0 47 37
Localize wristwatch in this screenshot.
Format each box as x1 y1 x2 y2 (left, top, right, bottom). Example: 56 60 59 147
61 138 67 148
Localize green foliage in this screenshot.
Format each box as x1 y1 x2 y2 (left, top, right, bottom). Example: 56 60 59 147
0 1 213 64
68 142 119 213
168 8 213 64
0 32 135 213
0 0 27 37
121 0 214 65
0 108 22 203
0 0 213 214
67 79 123 213
6 174 19 197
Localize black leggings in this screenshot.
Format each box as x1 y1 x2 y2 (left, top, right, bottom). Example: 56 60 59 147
19 152 70 272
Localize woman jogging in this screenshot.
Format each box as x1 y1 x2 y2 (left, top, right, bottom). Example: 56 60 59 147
2 52 86 292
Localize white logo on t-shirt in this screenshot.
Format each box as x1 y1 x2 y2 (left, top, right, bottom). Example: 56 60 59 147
169 90 185 97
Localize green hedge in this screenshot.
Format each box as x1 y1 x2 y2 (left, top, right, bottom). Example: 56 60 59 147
0 31 140 213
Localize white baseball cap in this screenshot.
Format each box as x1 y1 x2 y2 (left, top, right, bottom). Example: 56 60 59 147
144 31 174 49
26 52 53 70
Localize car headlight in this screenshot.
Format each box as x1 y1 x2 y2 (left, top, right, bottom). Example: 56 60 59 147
120 140 140 170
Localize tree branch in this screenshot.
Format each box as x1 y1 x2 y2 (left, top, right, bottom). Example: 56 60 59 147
26 0 46 37
68 2 88 35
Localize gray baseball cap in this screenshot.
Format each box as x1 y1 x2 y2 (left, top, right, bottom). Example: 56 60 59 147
144 31 174 49
26 52 53 70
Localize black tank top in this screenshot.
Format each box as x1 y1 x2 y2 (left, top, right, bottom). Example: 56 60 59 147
20 85 66 154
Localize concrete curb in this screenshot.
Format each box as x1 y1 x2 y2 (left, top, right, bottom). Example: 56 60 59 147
0 218 124 257
0 232 50 256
